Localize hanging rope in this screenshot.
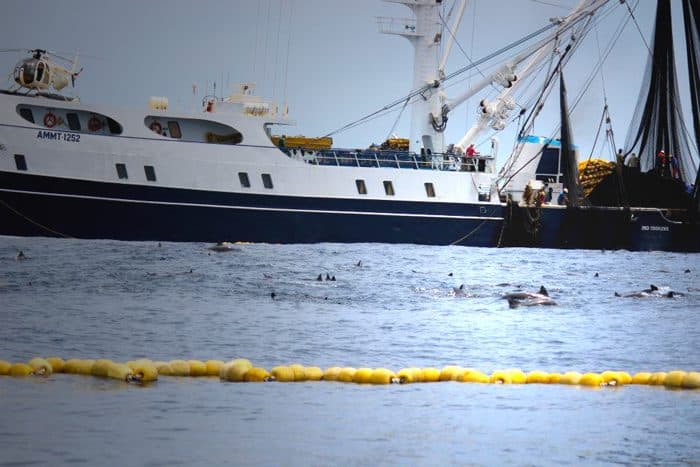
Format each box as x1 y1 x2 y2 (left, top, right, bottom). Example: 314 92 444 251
0 199 72 238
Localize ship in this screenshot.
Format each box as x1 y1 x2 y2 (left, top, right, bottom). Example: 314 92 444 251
500 0 700 252
0 1 698 251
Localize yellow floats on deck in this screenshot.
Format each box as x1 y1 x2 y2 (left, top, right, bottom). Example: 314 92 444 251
1 357 698 390
270 135 333 150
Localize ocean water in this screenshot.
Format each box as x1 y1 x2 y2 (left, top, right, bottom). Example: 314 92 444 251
0 237 698 466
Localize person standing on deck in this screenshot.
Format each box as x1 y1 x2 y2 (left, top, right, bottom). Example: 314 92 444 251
657 150 667 176
669 154 680 179
616 148 625 166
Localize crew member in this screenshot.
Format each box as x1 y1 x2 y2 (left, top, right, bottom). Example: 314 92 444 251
557 188 569 206
657 150 667 176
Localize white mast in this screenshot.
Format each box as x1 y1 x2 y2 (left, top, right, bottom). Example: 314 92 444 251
379 0 445 154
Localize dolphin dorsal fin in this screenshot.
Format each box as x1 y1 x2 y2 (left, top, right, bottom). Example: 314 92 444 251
539 286 548 296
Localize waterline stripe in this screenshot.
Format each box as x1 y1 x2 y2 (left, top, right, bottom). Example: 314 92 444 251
0 188 504 221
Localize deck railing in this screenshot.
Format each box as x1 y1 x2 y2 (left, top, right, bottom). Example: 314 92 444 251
283 148 494 173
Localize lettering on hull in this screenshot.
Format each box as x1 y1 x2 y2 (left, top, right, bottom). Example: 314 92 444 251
37 131 80 143
641 225 670 232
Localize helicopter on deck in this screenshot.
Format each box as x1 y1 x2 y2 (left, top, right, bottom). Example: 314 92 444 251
10 49 81 93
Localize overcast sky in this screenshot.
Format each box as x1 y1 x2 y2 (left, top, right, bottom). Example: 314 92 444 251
2 0 691 162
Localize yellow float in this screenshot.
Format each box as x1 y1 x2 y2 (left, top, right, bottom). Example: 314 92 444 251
526 370 550 384
648 372 668 385
353 368 374 384
47 357 65 373
663 370 687 388
168 360 191 376
547 373 562 384
396 367 421 384
458 370 490 383
490 370 512 384
9 362 33 376
369 368 395 385
28 358 52 376
91 359 114 378
631 372 652 384
187 360 208 377
271 366 295 382
439 366 464 381
559 371 583 385
107 362 134 381
578 373 604 387
288 364 307 382
244 367 271 382
681 372 700 389
129 360 158 382
205 360 224 376
322 367 342 381
421 367 441 382
337 367 357 383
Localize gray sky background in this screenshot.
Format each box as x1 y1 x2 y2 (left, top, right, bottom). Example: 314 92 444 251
1 0 691 161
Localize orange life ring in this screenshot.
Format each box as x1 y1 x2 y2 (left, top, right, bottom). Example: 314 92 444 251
43 112 57 128
88 115 102 132
149 121 162 134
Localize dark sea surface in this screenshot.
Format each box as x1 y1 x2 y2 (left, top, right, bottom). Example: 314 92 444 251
0 236 698 466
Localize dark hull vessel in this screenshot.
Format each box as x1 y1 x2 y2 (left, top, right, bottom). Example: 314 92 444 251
505 0 700 253
503 204 699 252
0 171 503 246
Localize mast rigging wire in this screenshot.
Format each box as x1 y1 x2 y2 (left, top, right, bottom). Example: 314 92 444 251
324 20 559 138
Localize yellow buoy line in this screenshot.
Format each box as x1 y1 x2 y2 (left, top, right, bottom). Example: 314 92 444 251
0 358 698 389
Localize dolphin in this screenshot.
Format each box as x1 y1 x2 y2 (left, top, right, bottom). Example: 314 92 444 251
503 286 557 308
452 284 467 297
614 284 683 298
208 242 236 252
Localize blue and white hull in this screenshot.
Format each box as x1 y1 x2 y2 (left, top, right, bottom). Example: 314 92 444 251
0 171 503 245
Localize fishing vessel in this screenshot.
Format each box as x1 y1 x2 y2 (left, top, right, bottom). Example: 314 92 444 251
501 0 700 252
0 1 697 250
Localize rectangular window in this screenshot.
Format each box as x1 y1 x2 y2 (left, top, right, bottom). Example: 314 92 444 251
19 108 34 123
66 113 81 131
168 121 182 139
14 154 27 171
116 163 128 179
355 179 367 195
383 180 395 196
262 173 273 189
238 172 250 188
424 182 436 198
144 165 157 182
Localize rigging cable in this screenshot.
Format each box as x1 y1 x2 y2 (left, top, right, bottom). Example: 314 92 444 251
283 0 295 109
466 0 478 124
324 20 559 138
498 2 624 190
272 0 283 103
261 0 272 94
622 0 652 55
386 97 411 141
252 1 262 79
